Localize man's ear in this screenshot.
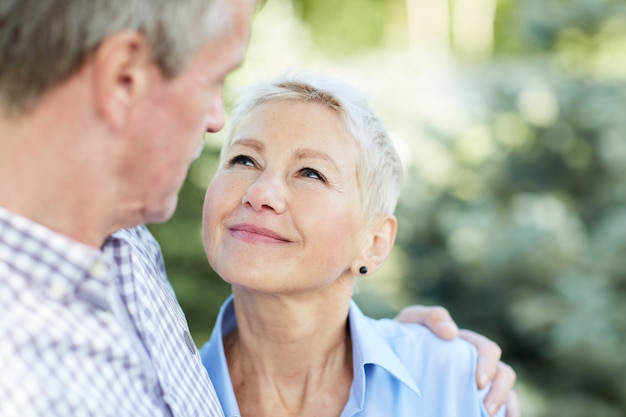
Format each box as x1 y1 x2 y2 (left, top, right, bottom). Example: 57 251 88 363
91 31 154 131
352 215 398 276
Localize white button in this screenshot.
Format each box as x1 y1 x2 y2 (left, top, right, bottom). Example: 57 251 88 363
89 261 108 278
49 281 69 299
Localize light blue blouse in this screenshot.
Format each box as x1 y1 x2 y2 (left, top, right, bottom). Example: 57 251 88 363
200 296 503 417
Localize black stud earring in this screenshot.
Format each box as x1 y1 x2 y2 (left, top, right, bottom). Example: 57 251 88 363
359 266 368 275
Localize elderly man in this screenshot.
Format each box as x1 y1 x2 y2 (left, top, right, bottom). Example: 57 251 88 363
0 1 516 416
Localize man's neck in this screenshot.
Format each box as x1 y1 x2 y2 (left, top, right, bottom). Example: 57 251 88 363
0 110 117 247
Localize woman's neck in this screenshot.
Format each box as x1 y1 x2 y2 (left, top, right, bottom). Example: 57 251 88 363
225 287 354 417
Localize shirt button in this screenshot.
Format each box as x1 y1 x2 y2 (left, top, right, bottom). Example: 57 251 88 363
49 281 69 299
89 261 108 278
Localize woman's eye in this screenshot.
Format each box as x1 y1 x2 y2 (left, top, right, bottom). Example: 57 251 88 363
301 168 326 182
228 155 255 167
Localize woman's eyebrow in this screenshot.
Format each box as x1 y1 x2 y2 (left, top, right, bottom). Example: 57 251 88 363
293 148 339 170
230 138 264 152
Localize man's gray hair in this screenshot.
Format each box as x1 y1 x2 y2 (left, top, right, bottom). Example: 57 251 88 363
222 71 404 220
0 0 228 113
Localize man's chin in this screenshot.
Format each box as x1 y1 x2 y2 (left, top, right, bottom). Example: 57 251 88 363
144 197 179 225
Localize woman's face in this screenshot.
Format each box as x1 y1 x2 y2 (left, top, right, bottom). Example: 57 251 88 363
203 99 367 295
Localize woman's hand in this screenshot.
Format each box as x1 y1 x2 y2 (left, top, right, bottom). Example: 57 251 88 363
395 306 519 417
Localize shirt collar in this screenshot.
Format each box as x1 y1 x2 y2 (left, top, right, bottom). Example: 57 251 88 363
0 206 115 307
201 296 421 416
201 295 241 417
348 299 421 409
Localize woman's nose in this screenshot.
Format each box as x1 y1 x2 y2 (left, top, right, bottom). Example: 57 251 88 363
241 172 287 214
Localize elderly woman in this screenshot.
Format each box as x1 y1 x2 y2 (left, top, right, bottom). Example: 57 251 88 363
200 72 507 417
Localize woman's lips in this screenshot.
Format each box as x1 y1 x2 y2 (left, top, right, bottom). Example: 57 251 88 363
229 223 290 244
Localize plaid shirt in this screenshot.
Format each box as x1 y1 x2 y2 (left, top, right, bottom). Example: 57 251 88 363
0 208 223 417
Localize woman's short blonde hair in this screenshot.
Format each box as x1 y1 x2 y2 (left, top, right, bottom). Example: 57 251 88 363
222 71 404 220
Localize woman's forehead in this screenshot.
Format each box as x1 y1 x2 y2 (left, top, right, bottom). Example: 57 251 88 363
233 100 352 142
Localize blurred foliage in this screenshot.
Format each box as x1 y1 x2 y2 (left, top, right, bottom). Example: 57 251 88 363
394 72 626 415
290 0 387 54
149 0 626 415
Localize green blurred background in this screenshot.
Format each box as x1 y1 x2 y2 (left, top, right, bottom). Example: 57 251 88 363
149 0 626 415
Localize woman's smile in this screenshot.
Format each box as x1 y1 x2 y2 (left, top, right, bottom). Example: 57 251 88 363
229 223 291 244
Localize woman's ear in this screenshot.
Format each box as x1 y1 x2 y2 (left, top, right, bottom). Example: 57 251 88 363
352 215 397 276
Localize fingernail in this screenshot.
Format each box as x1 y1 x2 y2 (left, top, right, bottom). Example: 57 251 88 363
487 402 498 416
